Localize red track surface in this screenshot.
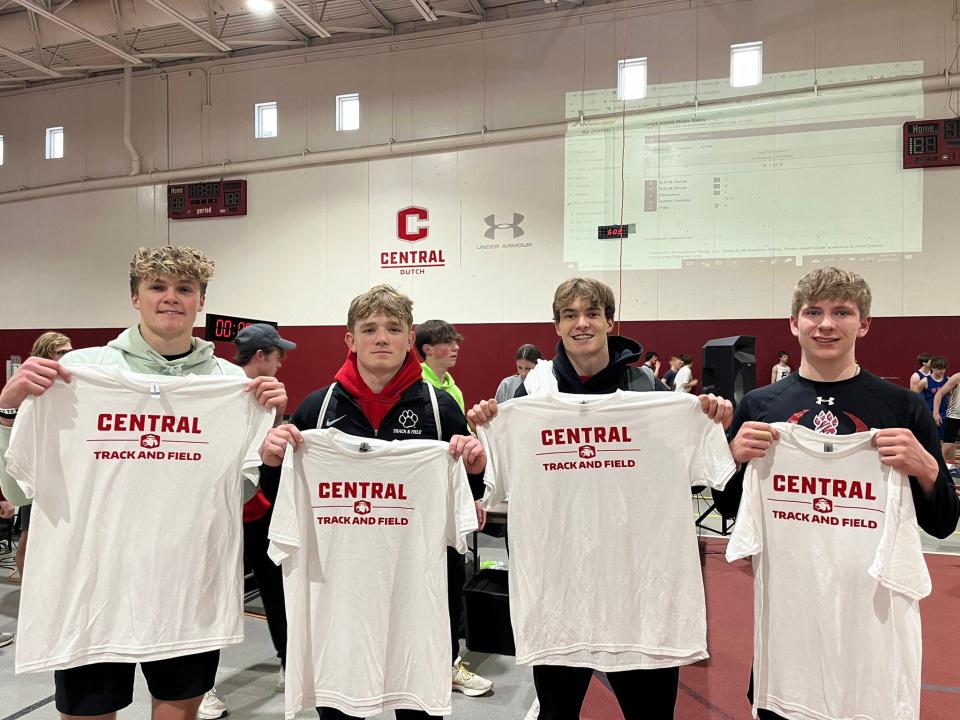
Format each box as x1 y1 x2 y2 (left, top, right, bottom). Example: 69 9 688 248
580 541 960 719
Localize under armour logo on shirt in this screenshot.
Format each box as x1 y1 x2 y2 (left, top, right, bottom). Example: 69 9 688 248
816 397 835 406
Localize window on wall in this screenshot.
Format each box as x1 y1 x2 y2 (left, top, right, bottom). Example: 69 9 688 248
336 93 360 132
730 41 762 87
45 126 64 159
255 101 278 139
617 57 647 101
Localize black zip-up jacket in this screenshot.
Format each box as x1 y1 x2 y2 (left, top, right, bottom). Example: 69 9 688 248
260 381 484 501
515 335 664 397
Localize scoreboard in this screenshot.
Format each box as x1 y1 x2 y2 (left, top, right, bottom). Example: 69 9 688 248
902 118 960 169
204 313 276 343
167 179 248 219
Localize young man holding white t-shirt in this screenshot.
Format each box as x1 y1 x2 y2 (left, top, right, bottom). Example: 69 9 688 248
260 284 491 718
468 278 733 720
713 267 960 719
0 246 286 720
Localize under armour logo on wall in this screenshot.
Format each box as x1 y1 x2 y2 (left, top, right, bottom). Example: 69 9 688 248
484 213 525 240
816 397 835 405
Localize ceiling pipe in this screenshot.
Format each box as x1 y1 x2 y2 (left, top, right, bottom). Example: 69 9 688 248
122 65 141 175
0 70 955 205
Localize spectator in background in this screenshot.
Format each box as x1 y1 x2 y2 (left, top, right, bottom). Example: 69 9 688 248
673 354 698 393
916 356 949 438
933 369 960 466
12 332 72 584
770 351 791 383
0 485 12 648
909 353 933 392
416 320 465 414
663 355 682 390
495 344 542 403
643 350 661 378
232 324 297 700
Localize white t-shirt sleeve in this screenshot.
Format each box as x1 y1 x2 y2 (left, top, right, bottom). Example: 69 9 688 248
868 468 932 601
477 422 506 509
447 458 479 553
267 444 301 565
686 403 737 490
726 462 764 562
4 395 40 501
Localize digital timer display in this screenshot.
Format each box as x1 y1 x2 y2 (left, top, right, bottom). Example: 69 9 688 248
204 313 277 342
168 179 248 220
597 224 630 240
903 118 960 168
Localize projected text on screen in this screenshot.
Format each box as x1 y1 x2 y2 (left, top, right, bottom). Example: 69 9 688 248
563 62 925 271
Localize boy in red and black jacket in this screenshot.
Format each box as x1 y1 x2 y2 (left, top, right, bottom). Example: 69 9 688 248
260 285 492 718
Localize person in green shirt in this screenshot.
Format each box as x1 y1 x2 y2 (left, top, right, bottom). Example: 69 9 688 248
416 319 465 413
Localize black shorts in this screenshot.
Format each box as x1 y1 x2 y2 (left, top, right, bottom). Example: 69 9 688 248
54 649 219 716
944 417 960 444
18 503 30 532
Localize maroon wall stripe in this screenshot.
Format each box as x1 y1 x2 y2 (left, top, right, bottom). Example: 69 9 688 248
1 317 954 412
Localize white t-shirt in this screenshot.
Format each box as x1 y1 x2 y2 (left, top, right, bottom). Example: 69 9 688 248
673 365 693 392
773 364 791 382
478 391 737 670
4 364 274 673
268 429 478 719
946 381 960 420
726 423 931 720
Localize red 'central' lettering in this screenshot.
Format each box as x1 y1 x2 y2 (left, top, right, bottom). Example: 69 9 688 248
97 414 201 434
540 426 632 445
318 482 408 500
772 473 876 500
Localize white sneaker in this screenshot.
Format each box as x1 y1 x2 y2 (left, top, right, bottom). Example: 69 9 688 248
275 666 285 693
452 657 493 697
0 632 13 649
197 687 229 719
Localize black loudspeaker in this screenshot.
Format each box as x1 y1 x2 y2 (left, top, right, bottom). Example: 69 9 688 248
701 336 756 407
464 569 515 655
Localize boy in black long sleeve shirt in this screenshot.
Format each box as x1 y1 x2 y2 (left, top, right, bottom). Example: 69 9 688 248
713 267 959 719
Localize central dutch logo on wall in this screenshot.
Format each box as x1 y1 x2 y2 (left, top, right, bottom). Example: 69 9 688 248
380 205 446 274
397 206 429 243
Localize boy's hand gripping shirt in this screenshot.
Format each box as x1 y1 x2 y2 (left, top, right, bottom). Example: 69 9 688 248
4 364 274 673
726 423 931 720
478 390 737 670
268 429 478 719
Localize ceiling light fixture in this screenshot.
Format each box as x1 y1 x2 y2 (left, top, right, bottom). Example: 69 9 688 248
248 0 275 14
